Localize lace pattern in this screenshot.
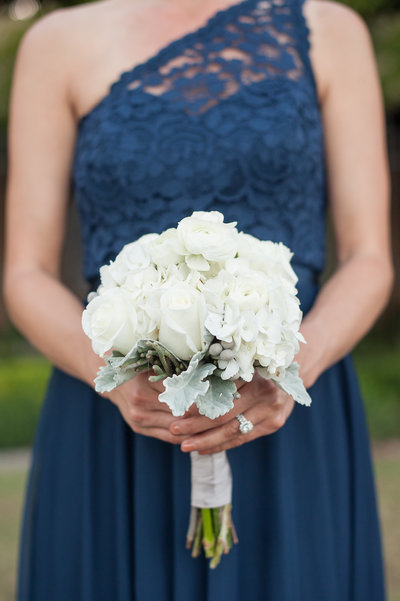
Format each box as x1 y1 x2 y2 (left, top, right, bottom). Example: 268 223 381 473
73 0 326 283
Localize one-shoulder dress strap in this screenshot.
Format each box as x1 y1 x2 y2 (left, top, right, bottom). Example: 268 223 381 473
294 0 318 96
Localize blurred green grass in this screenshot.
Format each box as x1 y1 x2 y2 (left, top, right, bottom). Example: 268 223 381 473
375 455 400 601
354 339 400 440
0 356 51 449
0 469 26 601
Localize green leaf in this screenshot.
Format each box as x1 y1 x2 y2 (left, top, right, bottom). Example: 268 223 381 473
158 358 216 416
273 362 312 407
195 376 236 419
95 363 139 393
94 333 215 399
94 339 159 394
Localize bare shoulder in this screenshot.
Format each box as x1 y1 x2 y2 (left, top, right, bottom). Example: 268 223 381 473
19 1 115 58
13 0 124 116
16 1 121 83
305 0 368 28
303 1 377 99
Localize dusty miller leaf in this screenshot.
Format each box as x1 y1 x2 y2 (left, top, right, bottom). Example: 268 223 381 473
94 339 164 394
274 362 312 407
158 361 217 416
195 376 236 419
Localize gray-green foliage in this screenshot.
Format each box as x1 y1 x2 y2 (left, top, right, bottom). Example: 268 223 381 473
95 335 238 420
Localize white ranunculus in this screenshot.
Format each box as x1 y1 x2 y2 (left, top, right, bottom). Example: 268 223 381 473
260 241 298 287
177 211 238 263
236 232 267 271
82 287 138 357
268 287 302 324
226 273 270 314
158 283 207 360
101 241 153 288
237 233 298 290
123 265 162 296
148 228 184 267
115 241 151 277
203 266 270 342
185 254 211 272
190 211 227 224
136 233 159 247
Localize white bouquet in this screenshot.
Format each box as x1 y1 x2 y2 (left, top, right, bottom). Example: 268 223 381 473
82 211 311 567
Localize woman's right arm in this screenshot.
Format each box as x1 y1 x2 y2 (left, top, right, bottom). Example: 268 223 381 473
3 14 102 384
3 13 188 446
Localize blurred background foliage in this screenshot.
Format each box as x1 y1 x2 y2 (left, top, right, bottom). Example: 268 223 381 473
0 0 399 450
1 4 399 600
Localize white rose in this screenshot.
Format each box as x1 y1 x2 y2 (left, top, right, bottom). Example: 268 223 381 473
158 283 206 360
148 228 184 267
177 211 238 264
82 287 138 357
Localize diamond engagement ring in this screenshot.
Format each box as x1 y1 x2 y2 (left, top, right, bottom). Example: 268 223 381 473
235 413 254 435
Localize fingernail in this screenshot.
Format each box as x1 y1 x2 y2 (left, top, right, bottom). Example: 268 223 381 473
181 441 196 452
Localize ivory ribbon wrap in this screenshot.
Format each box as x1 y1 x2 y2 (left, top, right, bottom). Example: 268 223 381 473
190 450 232 508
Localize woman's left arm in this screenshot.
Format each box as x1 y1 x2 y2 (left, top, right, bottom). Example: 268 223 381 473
297 0 393 388
171 1 394 454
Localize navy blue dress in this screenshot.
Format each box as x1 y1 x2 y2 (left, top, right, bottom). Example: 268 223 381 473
17 0 386 599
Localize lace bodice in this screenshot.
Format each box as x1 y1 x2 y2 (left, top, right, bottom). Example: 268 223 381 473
72 0 326 284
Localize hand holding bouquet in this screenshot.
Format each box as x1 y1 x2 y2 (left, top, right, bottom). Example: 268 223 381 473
82 211 311 567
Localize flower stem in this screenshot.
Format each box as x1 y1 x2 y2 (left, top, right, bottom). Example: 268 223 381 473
210 504 235 569
187 504 238 569
201 508 216 558
192 512 203 558
186 507 198 549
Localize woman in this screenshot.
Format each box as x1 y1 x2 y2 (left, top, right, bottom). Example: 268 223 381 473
4 0 393 599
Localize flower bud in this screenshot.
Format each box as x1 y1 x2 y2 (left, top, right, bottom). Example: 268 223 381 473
209 343 223 356
221 340 235 350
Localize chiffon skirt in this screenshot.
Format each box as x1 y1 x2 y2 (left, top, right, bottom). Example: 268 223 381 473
16 275 386 601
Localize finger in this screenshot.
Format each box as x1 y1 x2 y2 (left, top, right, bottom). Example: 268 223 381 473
170 392 258 436
181 400 281 453
127 408 179 431
179 413 249 452
196 396 295 454
128 385 172 412
134 371 166 396
148 378 166 394
198 435 251 455
132 425 187 445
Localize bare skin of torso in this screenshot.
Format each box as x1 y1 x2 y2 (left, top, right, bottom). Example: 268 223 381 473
65 0 328 125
